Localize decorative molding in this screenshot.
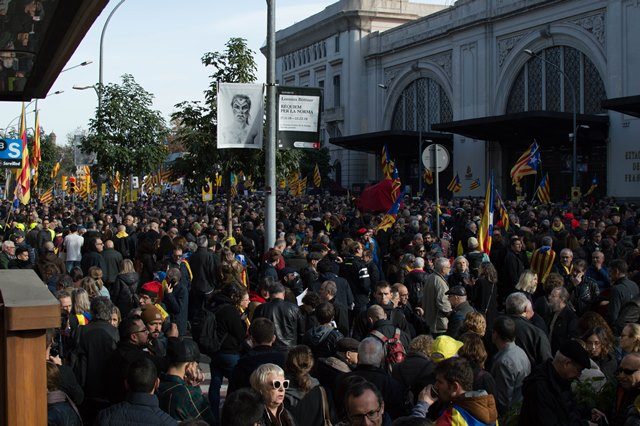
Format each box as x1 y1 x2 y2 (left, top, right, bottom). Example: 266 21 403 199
427 50 452 79
497 33 527 68
383 67 400 87
568 11 605 46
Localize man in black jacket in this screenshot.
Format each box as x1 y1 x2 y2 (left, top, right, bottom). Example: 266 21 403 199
520 340 591 426
505 292 552 367
95 358 176 425
188 235 218 319
80 238 106 276
318 280 349 336
608 259 639 325
501 236 527 301
73 297 119 422
253 282 304 347
227 318 286 394
340 241 371 312
303 302 344 359
547 286 578 354
318 260 354 309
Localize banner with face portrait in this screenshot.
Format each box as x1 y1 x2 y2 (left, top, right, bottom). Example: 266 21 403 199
217 82 264 149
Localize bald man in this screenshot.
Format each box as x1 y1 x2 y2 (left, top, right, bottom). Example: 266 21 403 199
102 239 124 285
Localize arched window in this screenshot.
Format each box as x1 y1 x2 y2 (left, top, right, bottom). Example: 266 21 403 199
506 46 606 114
391 78 452 131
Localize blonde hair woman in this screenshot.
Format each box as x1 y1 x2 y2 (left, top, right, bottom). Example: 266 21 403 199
515 270 538 298
250 363 295 425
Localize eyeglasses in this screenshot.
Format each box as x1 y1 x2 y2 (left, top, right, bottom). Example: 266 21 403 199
348 405 383 424
617 367 639 376
132 329 149 335
271 379 289 390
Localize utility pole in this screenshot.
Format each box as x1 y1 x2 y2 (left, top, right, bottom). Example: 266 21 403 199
265 0 277 251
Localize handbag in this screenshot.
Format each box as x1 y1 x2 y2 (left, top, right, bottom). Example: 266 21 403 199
319 385 333 426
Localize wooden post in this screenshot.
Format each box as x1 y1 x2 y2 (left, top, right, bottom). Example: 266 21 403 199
0 270 60 425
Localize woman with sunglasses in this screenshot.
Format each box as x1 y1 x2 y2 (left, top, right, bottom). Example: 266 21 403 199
250 363 296 426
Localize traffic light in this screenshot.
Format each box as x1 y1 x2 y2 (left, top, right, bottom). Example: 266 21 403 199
68 176 76 194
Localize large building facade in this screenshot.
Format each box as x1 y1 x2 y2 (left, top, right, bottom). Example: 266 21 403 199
274 0 640 199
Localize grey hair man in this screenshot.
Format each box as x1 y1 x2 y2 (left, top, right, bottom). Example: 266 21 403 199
505 292 552 366
423 257 452 335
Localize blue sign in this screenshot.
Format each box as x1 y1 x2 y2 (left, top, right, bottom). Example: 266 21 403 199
0 138 23 168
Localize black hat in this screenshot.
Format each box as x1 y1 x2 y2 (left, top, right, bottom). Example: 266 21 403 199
559 340 591 369
446 285 467 296
167 338 201 363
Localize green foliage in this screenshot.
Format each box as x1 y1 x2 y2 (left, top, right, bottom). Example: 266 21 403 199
170 37 303 192
81 74 168 178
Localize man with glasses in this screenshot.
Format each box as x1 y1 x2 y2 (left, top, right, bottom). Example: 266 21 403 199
81 238 106 275
586 250 610 292
343 380 387 426
612 353 640 425
556 248 574 287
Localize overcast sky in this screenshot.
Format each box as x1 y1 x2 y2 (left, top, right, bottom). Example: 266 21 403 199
0 0 447 144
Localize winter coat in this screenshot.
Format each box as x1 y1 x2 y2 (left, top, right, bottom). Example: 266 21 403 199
547 306 578 354
520 360 584 426
227 345 287 394
95 392 177 425
254 299 305 347
303 325 344 359
102 248 124 284
569 275 600 316
284 377 330 426
391 352 436 403
211 293 247 354
509 315 552 367
423 272 451 334
608 277 640 325
189 247 218 295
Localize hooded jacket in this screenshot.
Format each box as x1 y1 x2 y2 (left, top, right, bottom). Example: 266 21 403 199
437 391 499 425
303 324 344 359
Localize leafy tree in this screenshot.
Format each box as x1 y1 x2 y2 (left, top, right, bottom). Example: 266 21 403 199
171 37 302 192
81 74 168 182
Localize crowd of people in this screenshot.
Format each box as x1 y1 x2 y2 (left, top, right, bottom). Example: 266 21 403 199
2 192 640 426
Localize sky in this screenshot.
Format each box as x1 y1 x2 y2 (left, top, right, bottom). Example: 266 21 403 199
0 0 447 144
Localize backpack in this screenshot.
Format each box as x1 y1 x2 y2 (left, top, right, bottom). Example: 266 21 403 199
191 303 227 356
370 328 406 371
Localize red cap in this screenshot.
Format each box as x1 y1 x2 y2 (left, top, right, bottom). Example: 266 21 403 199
140 280 162 297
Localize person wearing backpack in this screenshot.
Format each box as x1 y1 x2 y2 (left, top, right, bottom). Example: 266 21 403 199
206 283 250 424
367 304 410 356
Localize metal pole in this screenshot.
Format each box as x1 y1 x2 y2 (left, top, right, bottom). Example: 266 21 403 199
434 144 440 238
265 0 277 251
418 130 422 196
96 0 127 211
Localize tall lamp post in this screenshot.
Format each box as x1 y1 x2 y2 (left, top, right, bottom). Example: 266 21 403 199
93 0 127 210
265 0 277 251
524 49 579 188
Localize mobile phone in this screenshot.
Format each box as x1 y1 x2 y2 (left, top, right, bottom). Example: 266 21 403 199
430 386 439 399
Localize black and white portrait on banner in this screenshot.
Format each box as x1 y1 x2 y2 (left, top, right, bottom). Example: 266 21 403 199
217 82 264 149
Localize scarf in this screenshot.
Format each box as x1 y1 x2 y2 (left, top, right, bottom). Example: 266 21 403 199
552 222 565 233
116 230 129 238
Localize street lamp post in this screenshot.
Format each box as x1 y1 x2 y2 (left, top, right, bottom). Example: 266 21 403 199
524 49 579 188
93 0 127 210
265 0 277 251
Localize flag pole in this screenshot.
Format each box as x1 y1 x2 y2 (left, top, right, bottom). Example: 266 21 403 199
433 144 440 238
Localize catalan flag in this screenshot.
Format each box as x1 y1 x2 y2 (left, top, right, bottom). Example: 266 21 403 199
39 186 54 205
535 173 551 204
298 176 308 196
495 189 509 231
288 171 299 193
447 173 462 193
584 176 598 197
278 178 286 189
381 144 393 179
376 191 403 233
14 102 30 205
82 165 91 178
60 175 68 192
215 174 223 187
478 172 494 254
391 166 401 200
423 168 433 185
113 171 121 193
50 160 61 179
313 164 321 188
245 175 254 190
230 172 238 197
510 141 540 185
469 178 480 191
31 110 41 188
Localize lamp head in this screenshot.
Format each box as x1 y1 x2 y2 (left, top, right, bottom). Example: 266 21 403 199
377 84 388 90
524 49 535 57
